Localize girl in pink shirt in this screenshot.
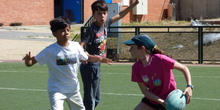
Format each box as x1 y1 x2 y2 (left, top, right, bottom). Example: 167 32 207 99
123 34 193 110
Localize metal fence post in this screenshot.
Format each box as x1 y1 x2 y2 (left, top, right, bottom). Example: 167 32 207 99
135 27 140 35
198 27 203 64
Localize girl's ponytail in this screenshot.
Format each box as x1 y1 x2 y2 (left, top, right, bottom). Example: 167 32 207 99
151 47 172 58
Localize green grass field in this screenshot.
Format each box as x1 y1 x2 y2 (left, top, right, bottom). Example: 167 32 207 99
0 62 220 110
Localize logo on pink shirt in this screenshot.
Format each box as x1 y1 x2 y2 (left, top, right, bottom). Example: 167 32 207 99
153 79 161 86
142 75 149 82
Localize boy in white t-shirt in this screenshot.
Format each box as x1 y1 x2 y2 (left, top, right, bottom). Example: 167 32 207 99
22 17 112 110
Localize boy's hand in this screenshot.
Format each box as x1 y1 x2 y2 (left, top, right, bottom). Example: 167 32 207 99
22 51 36 67
87 55 113 65
101 58 113 65
22 51 32 61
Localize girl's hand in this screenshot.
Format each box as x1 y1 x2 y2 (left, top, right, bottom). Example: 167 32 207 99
183 87 193 104
158 99 165 107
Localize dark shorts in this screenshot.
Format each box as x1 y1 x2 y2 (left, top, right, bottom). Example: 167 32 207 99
141 97 166 110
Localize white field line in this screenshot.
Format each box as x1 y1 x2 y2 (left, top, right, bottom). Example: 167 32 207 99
99 72 220 78
1 71 220 78
0 87 46 92
0 87 220 101
0 71 46 73
174 75 220 78
0 70 220 78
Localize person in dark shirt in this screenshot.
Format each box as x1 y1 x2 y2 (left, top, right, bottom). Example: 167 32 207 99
80 0 139 110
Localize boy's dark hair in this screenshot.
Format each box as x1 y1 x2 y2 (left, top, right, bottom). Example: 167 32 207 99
50 17 71 32
91 0 108 14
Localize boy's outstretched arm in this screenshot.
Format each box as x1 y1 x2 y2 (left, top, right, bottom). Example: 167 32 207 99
111 0 139 23
87 55 113 65
80 42 113 65
22 51 37 67
100 57 113 65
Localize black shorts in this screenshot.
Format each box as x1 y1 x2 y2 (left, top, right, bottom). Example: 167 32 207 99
141 97 166 110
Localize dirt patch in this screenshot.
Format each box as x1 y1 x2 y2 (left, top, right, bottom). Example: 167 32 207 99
107 27 220 64
0 39 54 61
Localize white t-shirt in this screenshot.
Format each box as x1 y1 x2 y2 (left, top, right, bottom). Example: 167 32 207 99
35 41 88 93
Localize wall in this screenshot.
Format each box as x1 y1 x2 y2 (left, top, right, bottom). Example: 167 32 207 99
0 0 54 26
2 0 219 26
142 0 170 22
83 0 171 23
83 0 94 22
0 0 172 26
171 0 220 20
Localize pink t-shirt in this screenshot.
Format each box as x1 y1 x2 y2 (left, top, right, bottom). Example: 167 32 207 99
132 54 176 104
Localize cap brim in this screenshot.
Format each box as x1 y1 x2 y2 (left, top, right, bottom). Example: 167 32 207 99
123 40 135 45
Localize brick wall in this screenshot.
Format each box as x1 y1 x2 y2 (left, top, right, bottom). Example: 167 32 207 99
83 0 94 21
0 0 54 26
0 0 171 26
83 0 170 24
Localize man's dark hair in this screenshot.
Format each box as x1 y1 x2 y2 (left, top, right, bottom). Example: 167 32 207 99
50 17 70 32
91 0 108 14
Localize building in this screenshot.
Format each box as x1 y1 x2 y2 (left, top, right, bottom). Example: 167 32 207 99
0 0 172 26
171 0 220 20
0 0 53 26
84 0 171 23
4 0 211 26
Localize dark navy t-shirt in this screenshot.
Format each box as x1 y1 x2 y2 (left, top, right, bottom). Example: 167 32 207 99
81 18 112 57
